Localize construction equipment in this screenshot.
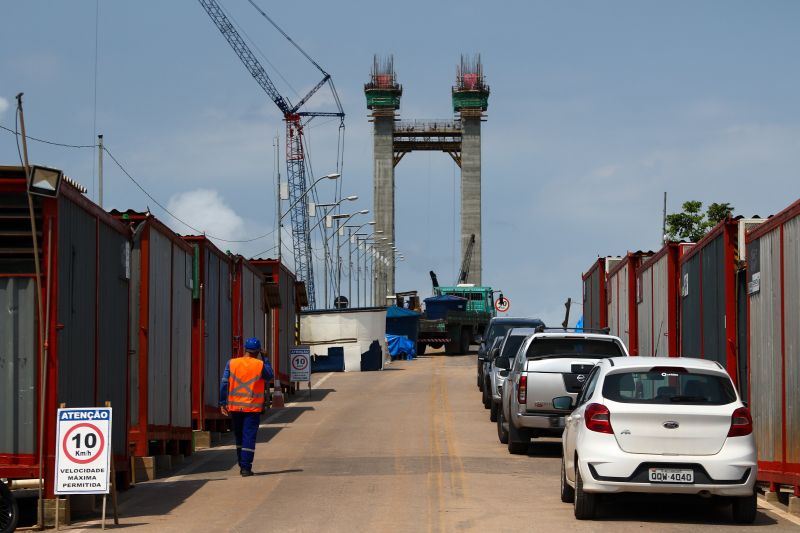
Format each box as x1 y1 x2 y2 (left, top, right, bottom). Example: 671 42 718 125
418 284 495 355
198 0 345 309
457 233 475 284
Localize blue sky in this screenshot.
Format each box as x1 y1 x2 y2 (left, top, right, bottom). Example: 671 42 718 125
2 1 799 325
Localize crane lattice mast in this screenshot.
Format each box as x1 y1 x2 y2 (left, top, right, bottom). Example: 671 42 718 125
198 0 345 309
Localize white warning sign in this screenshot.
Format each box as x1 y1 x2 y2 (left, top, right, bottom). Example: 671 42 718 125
54 407 112 495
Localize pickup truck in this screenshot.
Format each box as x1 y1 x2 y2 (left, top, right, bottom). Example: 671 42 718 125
477 317 545 392
496 329 629 454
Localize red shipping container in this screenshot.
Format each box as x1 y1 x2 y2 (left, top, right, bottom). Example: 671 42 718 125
607 252 652 355
746 200 800 493
182 235 233 431
231 255 267 357
582 257 620 331
114 212 194 458
1 167 131 495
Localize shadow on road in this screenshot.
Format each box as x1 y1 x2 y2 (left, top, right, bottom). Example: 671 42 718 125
594 493 778 526
526 440 562 458
286 388 336 403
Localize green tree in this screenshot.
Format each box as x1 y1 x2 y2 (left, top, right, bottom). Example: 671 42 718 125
665 200 734 242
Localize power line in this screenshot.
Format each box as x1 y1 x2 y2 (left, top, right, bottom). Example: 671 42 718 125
0 123 280 244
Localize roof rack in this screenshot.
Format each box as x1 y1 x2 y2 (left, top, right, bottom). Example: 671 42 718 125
533 326 611 335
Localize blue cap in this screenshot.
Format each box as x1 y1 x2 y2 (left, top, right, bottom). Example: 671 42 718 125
245 337 261 352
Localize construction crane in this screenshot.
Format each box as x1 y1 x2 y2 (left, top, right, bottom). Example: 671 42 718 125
198 0 345 309
457 234 476 284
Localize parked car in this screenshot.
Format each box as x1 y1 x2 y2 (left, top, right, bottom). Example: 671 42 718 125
477 317 545 391
557 356 757 522
484 327 537 421
497 329 628 454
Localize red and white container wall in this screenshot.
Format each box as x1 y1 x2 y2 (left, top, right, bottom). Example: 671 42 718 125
679 218 764 388
636 243 694 357
182 236 233 430
607 252 651 355
746 199 800 492
581 257 620 331
232 256 267 357
251 259 299 383
118 213 194 457
1 167 131 495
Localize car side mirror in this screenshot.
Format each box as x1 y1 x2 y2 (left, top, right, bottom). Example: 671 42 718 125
495 356 511 370
552 396 574 410
476 335 484 345
490 347 500 359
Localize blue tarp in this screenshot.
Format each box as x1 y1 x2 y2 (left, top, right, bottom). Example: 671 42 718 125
387 334 416 360
424 295 467 320
386 305 421 343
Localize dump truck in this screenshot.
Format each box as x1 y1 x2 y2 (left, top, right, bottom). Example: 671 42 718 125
417 285 496 355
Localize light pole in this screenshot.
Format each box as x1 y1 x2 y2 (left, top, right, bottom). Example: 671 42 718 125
306 195 357 308
342 222 375 306
333 210 369 306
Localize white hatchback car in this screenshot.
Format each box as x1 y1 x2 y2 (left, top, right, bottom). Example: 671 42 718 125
557 357 757 523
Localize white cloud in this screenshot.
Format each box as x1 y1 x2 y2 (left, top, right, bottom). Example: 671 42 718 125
0 96 9 116
166 189 247 242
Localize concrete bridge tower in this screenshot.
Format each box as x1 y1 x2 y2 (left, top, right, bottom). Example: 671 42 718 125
365 55 488 304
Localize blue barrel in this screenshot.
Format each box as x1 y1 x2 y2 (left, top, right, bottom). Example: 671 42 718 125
424 295 468 320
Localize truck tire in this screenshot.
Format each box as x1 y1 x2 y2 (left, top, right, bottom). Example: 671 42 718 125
507 415 529 455
445 336 460 355
416 342 426 356
497 404 509 444
460 328 471 354
489 401 499 422
0 480 18 533
482 379 491 409
573 467 597 520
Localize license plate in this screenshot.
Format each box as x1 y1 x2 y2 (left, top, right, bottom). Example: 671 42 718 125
648 468 694 483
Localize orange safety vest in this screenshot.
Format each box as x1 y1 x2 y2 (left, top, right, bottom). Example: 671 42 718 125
227 357 266 413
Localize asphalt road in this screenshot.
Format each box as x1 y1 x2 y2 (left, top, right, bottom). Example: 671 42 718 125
70 353 798 532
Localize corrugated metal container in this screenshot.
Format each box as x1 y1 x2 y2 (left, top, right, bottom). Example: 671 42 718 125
0 166 131 495
679 218 764 388
607 252 652 355
250 258 299 384
182 236 233 430
581 257 620 330
746 199 800 491
232 256 267 356
636 243 694 357
114 212 194 456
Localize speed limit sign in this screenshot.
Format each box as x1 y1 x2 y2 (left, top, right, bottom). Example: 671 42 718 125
495 296 511 313
54 407 112 494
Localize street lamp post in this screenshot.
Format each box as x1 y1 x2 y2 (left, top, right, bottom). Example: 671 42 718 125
306 196 357 308
332 210 368 307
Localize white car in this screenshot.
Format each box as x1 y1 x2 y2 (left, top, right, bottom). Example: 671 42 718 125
557 356 757 523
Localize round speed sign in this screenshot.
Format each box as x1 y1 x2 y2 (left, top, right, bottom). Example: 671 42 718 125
62 422 106 465
495 297 510 313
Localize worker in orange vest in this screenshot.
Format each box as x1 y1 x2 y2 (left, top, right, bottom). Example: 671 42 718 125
220 337 274 476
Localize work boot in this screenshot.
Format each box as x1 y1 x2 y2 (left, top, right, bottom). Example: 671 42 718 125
240 468 254 477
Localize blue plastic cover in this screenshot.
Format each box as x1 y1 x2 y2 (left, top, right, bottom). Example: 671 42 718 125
424 295 468 320
386 334 416 359
386 305 421 318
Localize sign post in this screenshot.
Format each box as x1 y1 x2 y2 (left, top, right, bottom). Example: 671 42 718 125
54 406 116 529
290 346 311 398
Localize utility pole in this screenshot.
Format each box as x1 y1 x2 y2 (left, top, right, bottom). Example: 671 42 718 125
275 136 281 263
662 191 667 244
347 227 352 305
97 134 104 208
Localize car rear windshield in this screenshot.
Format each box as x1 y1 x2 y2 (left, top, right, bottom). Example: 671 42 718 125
500 335 526 359
602 370 737 405
525 338 623 360
488 321 542 342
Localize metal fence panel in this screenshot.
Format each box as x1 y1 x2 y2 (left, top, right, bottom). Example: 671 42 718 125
57 198 96 409
147 229 172 426
203 249 221 407
219 259 233 376
701 235 726 367
171 244 193 428
609 263 630 349
750 231 782 462
681 254 702 357
96 224 130 455
784 216 800 463
129 234 142 425
0 277 36 454
651 254 670 357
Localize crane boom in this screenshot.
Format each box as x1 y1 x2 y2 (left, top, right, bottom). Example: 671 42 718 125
457 234 476 284
198 0 346 309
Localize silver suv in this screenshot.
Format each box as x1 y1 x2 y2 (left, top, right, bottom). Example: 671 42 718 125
497 328 629 454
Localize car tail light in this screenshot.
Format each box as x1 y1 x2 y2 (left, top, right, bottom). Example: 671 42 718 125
728 407 753 437
584 403 613 434
518 375 527 404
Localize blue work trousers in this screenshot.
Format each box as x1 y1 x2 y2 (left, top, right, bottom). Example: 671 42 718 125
231 411 261 471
